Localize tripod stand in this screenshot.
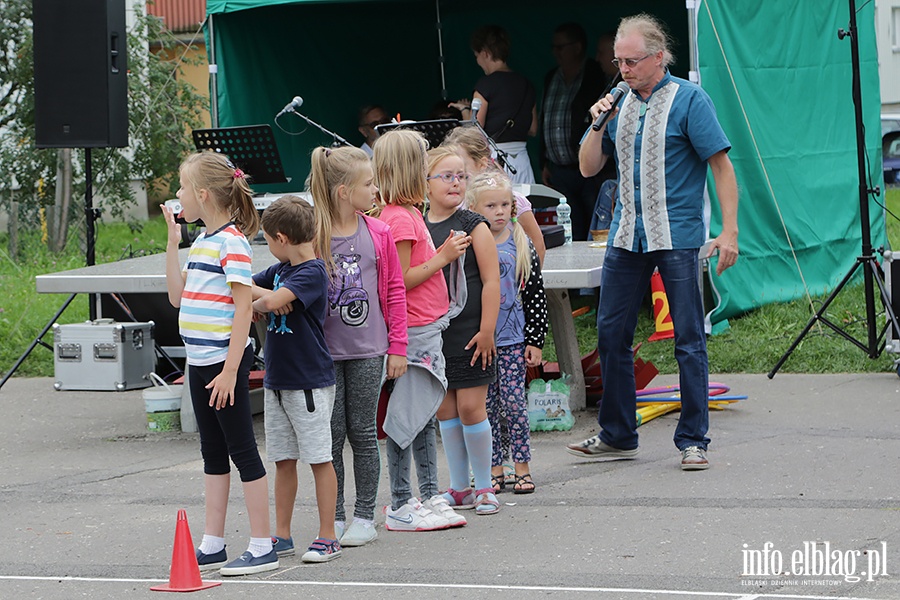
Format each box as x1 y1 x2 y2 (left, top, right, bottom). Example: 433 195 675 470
768 0 900 377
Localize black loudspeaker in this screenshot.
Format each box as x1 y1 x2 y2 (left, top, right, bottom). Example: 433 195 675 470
33 0 128 148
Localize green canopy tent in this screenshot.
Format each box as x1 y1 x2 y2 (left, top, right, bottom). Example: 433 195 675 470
203 0 886 326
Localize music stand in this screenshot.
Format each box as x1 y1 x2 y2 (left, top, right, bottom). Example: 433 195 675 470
192 124 288 184
376 119 460 149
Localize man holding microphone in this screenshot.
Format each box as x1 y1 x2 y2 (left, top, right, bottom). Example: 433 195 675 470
567 13 739 470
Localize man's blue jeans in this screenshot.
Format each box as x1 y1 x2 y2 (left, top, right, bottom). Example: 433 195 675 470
596 246 710 451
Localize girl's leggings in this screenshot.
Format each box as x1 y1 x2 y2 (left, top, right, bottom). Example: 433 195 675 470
486 343 531 466
331 357 383 521
189 345 266 482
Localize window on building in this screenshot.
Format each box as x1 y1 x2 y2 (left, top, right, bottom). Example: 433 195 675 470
894 7 900 51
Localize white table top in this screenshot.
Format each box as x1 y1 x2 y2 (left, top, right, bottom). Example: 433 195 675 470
35 242 605 294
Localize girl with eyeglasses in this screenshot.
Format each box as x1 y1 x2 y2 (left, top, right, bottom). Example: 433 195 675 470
424 146 502 516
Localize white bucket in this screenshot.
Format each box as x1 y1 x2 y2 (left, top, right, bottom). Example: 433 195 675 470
143 373 182 431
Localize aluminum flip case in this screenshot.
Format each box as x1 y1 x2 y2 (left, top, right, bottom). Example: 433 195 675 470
53 320 156 391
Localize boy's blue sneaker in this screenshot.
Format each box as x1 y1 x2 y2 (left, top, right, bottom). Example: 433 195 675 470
271 536 295 557
195 547 227 572
219 549 279 576
300 537 342 563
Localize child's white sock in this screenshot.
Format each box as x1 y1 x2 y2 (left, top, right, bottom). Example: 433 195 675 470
247 536 273 558
199 534 225 555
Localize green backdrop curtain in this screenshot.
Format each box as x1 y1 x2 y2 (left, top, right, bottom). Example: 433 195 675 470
696 0 885 323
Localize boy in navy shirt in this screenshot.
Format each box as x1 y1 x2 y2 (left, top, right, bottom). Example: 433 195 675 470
252 196 341 562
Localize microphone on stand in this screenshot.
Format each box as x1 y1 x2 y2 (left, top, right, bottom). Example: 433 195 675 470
468 98 517 175
275 96 304 118
591 82 631 131
470 98 482 123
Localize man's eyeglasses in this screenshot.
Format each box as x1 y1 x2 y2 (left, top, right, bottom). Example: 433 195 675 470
427 172 469 184
612 54 652 69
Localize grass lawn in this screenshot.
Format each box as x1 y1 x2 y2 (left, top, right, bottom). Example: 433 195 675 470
0 217 169 378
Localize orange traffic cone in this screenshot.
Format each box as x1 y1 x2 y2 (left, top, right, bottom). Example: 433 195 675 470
151 509 221 592
648 270 675 342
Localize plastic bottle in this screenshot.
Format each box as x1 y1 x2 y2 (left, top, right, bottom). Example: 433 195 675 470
556 196 573 245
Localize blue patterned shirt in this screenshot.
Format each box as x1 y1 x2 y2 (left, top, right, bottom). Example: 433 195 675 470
601 72 730 251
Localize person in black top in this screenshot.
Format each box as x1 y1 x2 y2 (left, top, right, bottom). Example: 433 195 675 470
450 25 537 183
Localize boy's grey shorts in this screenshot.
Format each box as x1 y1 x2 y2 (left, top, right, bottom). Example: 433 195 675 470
264 386 336 464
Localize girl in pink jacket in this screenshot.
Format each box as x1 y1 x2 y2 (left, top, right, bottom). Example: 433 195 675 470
310 146 408 548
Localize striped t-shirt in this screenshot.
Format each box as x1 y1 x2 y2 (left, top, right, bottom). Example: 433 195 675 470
179 223 253 366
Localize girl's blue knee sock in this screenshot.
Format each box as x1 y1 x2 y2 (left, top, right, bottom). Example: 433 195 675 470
438 418 470 491
463 419 493 492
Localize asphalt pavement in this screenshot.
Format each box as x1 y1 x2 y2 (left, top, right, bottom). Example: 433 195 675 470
1 372 899 600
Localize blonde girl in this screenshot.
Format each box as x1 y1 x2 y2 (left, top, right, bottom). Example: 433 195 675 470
443 126 546 263
424 146 502 515
160 152 278 576
373 129 471 531
467 170 548 494
309 145 409 546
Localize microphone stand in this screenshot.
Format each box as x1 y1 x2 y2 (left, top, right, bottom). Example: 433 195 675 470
286 108 352 147
469 118 517 177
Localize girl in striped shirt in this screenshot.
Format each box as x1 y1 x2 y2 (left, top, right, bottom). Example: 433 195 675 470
161 152 278 576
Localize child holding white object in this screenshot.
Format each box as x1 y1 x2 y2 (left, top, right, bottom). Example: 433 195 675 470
424 146 502 515
161 152 277 576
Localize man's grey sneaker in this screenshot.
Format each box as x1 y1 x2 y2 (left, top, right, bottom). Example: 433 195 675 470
271 535 294 557
219 549 279 576
681 446 709 471
340 519 378 547
566 435 639 460
195 547 227 572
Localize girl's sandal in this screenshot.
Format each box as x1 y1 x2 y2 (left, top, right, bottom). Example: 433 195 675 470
513 473 536 495
474 489 500 515
491 474 505 493
503 464 517 486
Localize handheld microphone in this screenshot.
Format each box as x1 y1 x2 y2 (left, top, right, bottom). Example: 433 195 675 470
591 82 631 131
470 98 482 122
276 96 304 118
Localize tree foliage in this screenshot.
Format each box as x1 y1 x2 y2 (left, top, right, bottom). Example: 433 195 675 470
0 1 208 258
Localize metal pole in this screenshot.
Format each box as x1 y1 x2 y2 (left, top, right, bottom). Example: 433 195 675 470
84 147 97 321
208 14 219 128
435 0 447 100
687 0 700 84
846 0 879 355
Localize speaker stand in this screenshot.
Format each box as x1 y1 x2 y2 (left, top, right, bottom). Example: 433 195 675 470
0 294 77 390
84 147 99 320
